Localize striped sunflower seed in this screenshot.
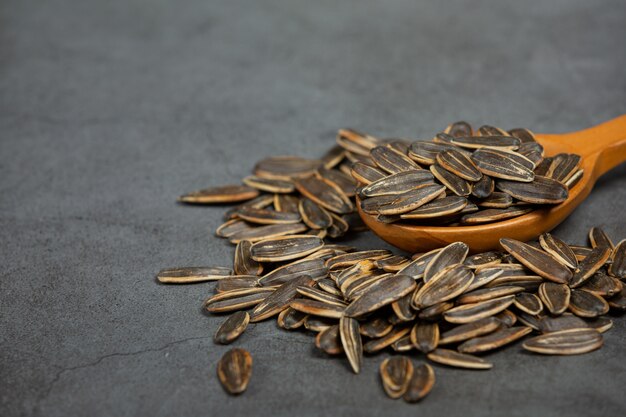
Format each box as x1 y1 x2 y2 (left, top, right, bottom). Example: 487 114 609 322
359 170 435 198
413 264 474 308
443 295 515 324
234 241 263 276
249 275 316 322
250 235 324 262
339 316 363 374
500 238 572 284
450 135 520 150
424 242 469 282
277 307 308 330
400 196 468 219
214 311 250 345
298 198 332 230
290 299 346 319
350 162 387 184
426 348 492 370
236 207 301 225
228 223 308 244
254 156 321 180
496 176 568 204
444 121 473 137
436 149 482 181
178 185 260 204
568 289 609 318
294 175 354 214
471 174 495 199
438 317 502 345
361 184 446 215
430 164 471 196
370 145 420 174
315 325 344 355
471 148 534 182
344 275 417 317
403 363 435 403
380 356 414 399
217 348 253 395
589 226 614 250
457 326 532 353
410 322 439 353
538 282 571 315
513 292 543 315
157 266 232 284
522 329 603 355
538 233 578 269
569 247 612 288
242 175 295 193
608 240 626 278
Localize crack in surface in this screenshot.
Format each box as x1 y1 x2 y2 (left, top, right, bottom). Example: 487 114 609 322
36 335 211 409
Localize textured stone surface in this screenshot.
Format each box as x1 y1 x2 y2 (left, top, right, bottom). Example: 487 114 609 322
1 0 625 416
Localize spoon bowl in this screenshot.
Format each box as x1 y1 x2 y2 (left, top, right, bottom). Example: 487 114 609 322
357 115 626 253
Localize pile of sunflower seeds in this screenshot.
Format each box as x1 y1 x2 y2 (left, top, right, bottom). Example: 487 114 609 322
158 123 625 401
352 122 582 225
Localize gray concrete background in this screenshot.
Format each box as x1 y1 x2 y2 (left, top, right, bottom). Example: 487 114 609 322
1 0 625 416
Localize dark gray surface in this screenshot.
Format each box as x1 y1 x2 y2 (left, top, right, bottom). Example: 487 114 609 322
1 0 625 416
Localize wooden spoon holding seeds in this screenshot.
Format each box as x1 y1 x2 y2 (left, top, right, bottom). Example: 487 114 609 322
358 115 626 253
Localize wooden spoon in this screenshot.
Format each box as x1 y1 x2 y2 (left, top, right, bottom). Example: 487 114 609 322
357 115 626 253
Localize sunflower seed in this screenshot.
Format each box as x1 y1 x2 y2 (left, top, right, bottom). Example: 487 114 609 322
408 141 465 165
514 293 543 315
380 356 414 399
538 233 578 269
157 266 232 284
418 301 455 320
298 198 332 230
457 286 524 304
254 156 321 180
581 272 623 297
217 348 252 395
508 128 536 143
458 326 532 353
426 348 492 370
517 142 544 165
569 247 612 288
216 219 255 238
370 146 421 174
430 164 471 196
294 175 354 214
471 148 534 182
436 149 482 181
400 196 468 219
273 194 300 213
545 153 581 183
496 176 568 204
423 242 469 282
538 283 571 315
318 167 357 197
410 322 439 353
609 239 626 278
326 250 392 270
374 255 411 272
336 128 380 155
321 145 346 169
522 329 603 355
477 125 509 136
568 289 609 318
608 287 626 310
361 184 446 215
500 238 572 284
476 192 513 209
360 318 393 338
214 311 250 345
258 258 327 286
413 265 474 308
233 241 263 276
391 293 417 322
250 235 324 262
461 207 533 224
538 314 588 333
589 227 615 250
565 169 584 189
585 317 613 333
249 276 316 322
215 276 260 292
339 316 363 374
465 267 504 292
438 317 502 345
228 223 308 244
296 286 347 307
471 175 495 199
178 185 260 204
464 251 503 269
397 248 442 279
364 326 412 353
450 135 520 150
403 363 435 403
359 170 434 197
350 162 387 184
315 325 344 355
277 307 308 330
242 175 294 193
345 275 417 317
443 295 515 324
444 121 473 137
290 299 345 318
433 133 455 144
236 207 301 225
305 316 336 332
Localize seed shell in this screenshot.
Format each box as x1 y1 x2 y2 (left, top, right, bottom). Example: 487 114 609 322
380 356 414 399
538 282 571 315
339 316 363 374
426 348 492 370
569 247 612 288
568 289 609 318
458 326 532 353
157 266 232 284
403 363 435 403
179 185 259 204
430 164 471 196
294 176 354 214
438 317 502 345
410 322 439 353
500 238 572 284
443 295 515 324
539 233 578 269
249 276 316 322
496 176 568 204
250 235 324 263
345 275 417 317
217 348 253 395
214 311 250 344
522 329 603 355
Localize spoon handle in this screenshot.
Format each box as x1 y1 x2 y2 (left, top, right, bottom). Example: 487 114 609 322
538 114 626 177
